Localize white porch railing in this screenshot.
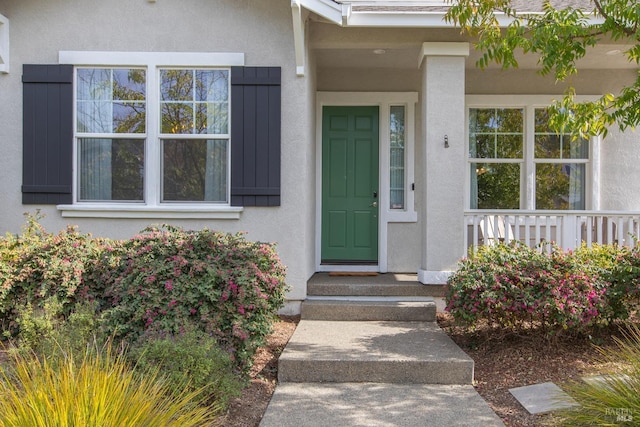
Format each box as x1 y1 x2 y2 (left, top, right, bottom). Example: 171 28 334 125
465 211 640 254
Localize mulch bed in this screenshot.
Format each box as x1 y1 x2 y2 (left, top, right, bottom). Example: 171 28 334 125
222 313 633 427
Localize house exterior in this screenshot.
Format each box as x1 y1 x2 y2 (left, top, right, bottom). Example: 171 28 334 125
1 0 639 314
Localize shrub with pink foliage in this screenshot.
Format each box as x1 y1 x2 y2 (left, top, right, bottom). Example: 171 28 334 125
446 242 610 338
98 225 288 373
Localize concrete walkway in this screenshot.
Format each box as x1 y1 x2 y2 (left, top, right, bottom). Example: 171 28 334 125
260 320 504 426
260 274 504 426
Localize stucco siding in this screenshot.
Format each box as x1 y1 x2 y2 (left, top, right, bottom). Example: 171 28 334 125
0 0 316 302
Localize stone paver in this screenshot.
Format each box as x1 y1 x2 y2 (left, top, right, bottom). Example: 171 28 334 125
509 382 579 414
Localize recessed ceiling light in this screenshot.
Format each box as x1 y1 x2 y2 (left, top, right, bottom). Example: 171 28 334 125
373 49 386 55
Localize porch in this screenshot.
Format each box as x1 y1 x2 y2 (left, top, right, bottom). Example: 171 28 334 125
465 211 640 253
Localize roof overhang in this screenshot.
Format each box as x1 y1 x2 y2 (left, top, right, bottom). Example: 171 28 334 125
291 0 604 76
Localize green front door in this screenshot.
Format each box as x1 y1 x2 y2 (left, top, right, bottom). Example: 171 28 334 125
321 106 379 263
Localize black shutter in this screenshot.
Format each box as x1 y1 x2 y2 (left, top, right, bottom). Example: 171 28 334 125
230 66 281 207
22 64 74 205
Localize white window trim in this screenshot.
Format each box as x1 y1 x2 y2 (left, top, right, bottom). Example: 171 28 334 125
465 94 601 211
57 51 245 219
0 13 8 74
315 91 418 273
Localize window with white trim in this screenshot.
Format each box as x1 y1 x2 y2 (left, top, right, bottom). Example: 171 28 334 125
76 67 230 204
22 53 280 217
468 100 591 210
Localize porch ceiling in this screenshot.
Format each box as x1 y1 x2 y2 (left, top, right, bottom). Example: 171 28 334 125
314 43 639 71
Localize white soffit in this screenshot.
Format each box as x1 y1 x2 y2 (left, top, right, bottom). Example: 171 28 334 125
0 13 9 74
304 0 602 28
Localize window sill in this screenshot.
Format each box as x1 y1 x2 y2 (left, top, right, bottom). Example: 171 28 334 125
57 204 243 219
386 210 418 223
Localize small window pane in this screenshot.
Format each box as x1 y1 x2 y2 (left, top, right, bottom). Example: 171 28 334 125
78 138 144 201
77 100 112 133
495 108 524 133
471 163 520 209
496 134 523 158
77 68 111 101
195 70 229 102
390 106 405 209
162 103 194 134
534 108 551 132
565 138 589 159
162 139 228 202
536 163 585 210
535 134 562 158
469 134 494 158
112 69 146 101
113 102 146 133
196 102 228 135
161 70 193 101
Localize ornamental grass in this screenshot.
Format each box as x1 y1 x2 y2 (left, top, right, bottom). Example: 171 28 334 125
0 343 219 427
557 324 640 426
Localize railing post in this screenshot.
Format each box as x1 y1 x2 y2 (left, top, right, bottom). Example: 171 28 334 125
562 214 577 250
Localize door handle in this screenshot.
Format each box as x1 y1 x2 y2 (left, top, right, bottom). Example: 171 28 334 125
370 201 378 208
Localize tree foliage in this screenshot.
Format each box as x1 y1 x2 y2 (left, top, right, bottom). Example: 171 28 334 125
445 0 640 138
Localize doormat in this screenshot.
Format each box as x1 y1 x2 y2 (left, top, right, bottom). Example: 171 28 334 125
328 272 379 277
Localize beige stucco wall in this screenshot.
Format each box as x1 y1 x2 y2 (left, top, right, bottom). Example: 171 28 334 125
0 0 316 306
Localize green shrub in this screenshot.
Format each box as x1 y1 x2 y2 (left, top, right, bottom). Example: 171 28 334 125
130 328 244 410
14 301 104 365
0 213 105 339
573 243 633 321
99 225 288 373
0 342 219 427
446 242 608 336
557 324 640 426
0 216 288 374
608 245 640 321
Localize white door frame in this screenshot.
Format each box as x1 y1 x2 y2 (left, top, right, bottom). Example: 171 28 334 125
315 92 418 272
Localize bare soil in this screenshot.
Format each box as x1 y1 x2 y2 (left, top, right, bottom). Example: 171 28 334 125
437 313 630 427
222 314 629 427
221 315 299 427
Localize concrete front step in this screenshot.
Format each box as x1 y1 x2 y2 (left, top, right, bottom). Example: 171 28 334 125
308 273 447 297
278 320 474 385
301 297 436 321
